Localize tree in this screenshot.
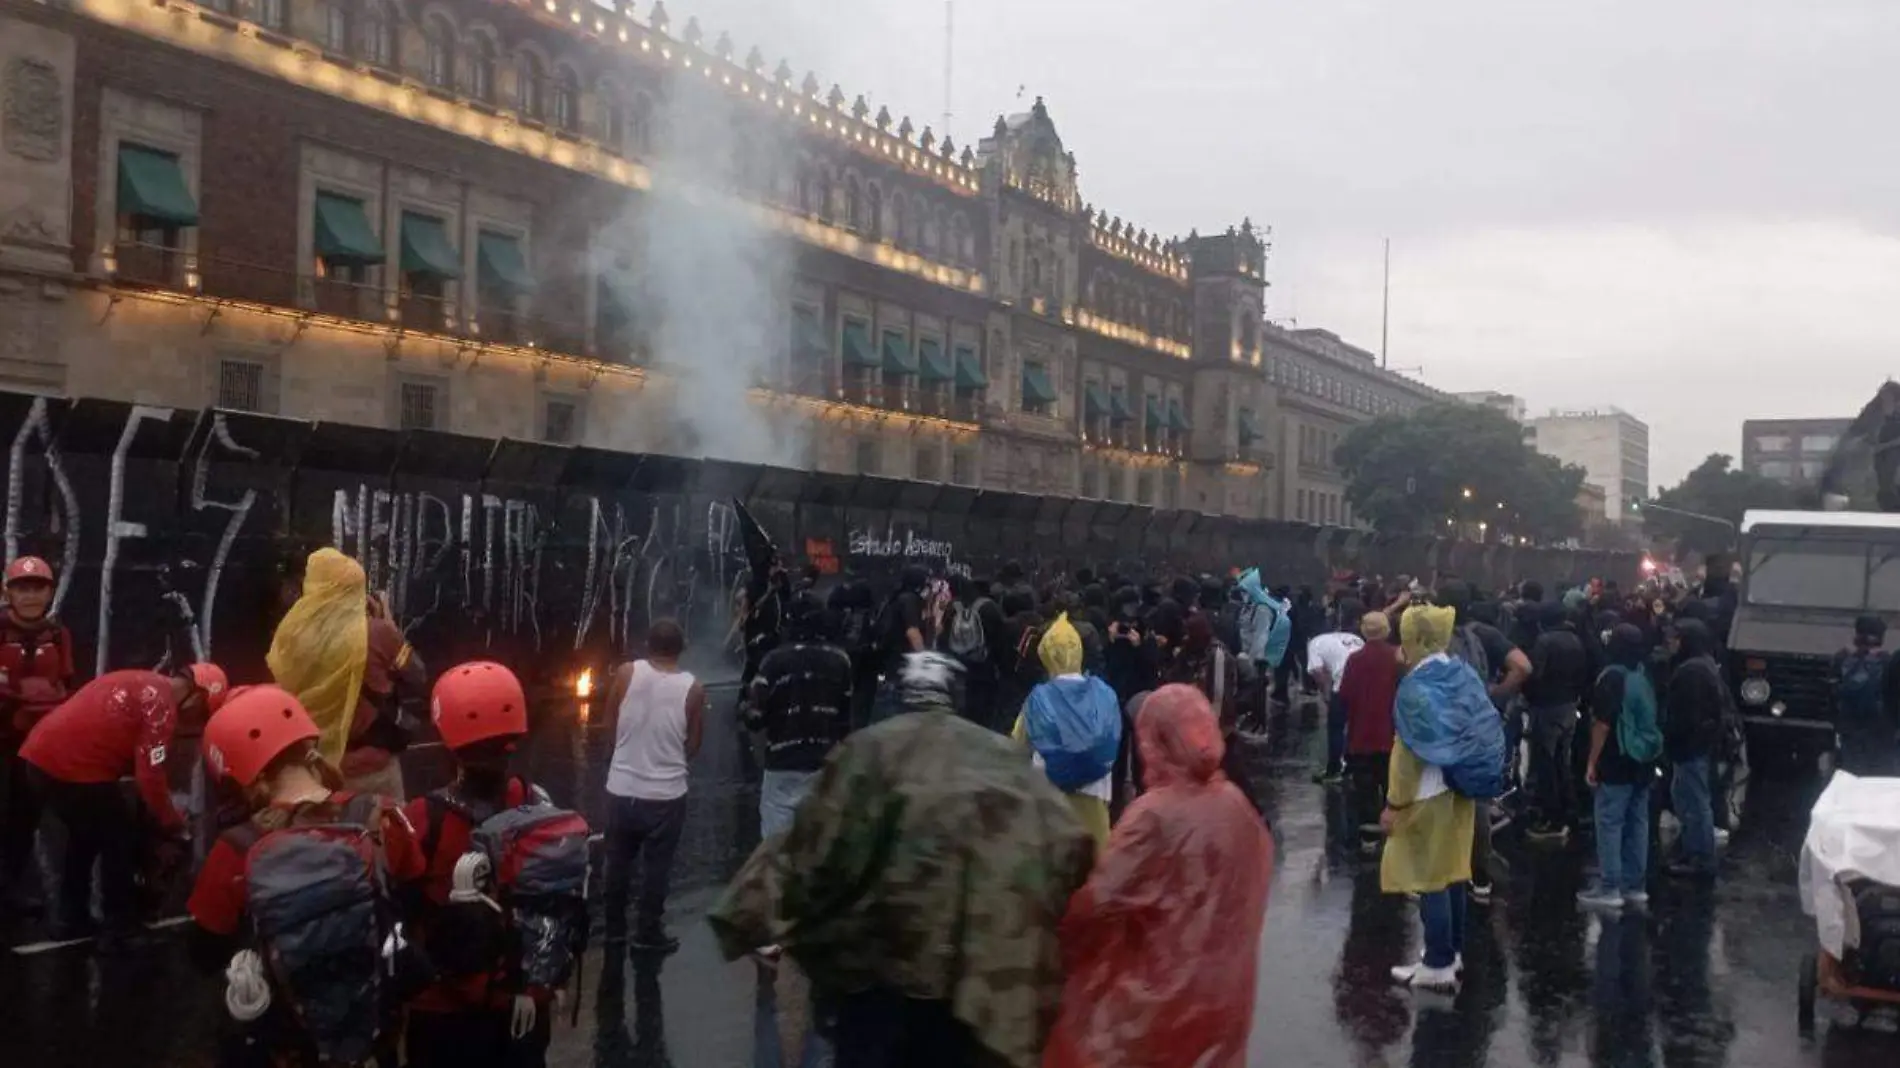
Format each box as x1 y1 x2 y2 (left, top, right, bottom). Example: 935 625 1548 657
1338 403 1587 543
1644 453 1803 557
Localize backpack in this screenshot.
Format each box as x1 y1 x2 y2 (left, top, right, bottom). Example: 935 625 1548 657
1836 649 1891 722
226 794 396 1066
947 599 990 663
424 786 592 994
1605 665 1663 764
1396 658 1507 800
1448 624 1492 687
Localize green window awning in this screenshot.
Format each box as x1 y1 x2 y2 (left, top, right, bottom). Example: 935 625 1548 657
918 338 954 382
401 212 462 280
1109 390 1133 423
843 321 878 368
1238 407 1263 444
117 144 199 227
1022 362 1058 406
1084 382 1109 419
792 305 827 356
1168 398 1192 432
1145 396 1165 431
881 330 917 376
954 345 987 391
314 192 385 267
476 231 533 292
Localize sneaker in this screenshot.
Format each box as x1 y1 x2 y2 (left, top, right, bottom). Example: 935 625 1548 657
629 931 681 956
1714 827 1731 847
1622 890 1650 907
1454 953 1466 975
1469 882 1494 905
1312 769 1344 785
1576 887 1625 911
1390 961 1459 990
1526 823 1571 843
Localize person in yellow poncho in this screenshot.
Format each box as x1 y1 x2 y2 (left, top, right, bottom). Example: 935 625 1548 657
1382 604 1476 991
267 549 369 773
1013 614 1122 849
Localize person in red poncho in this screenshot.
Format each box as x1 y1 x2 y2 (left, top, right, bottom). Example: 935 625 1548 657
1045 683 1275 1068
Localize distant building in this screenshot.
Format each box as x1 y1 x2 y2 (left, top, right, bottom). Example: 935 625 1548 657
1457 391 1528 424
1527 408 1650 523
1576 482 1608 528
1741 417 1851 486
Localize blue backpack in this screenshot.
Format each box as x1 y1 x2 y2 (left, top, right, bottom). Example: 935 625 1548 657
1395 658 1508 800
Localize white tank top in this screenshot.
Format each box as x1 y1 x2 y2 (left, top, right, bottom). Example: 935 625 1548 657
606 660 697 801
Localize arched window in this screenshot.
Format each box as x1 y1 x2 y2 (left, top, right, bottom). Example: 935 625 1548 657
866 183 883 240
469 34 497 103
517 53 545 120
922 210 940 256
552 66 580 132
603 100 625 154
844 175 863 232
1028 257 1042 295
890 193 908 248
947 213 968 265
323 0 351 54
628 93 653 155
256 0 286 30
907 202 925 250
361 1 395 67
424 15 456 90
811 167 833 220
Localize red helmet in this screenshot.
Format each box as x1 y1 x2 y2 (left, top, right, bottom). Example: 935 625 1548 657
431 661 528 752
5 556 53 586
188 662 230 714
203 685 320 787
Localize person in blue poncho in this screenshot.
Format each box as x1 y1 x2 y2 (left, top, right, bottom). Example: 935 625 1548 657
1015 613 1122 849
1235 569 1293 703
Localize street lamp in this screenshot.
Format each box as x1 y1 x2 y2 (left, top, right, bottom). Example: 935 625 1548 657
1462 487 1473 499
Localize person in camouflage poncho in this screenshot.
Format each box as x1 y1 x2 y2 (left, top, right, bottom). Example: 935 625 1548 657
710 653 1096 1068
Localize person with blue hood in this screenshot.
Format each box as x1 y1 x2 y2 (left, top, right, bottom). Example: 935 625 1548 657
1236 569 1292 698
1015 613 1122 848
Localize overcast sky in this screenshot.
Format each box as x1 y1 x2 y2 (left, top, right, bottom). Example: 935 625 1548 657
677 0 1900 488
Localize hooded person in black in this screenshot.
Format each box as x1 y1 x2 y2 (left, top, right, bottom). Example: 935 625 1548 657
867 567 930 723
1664 618 1726 878
1525 600 1589 840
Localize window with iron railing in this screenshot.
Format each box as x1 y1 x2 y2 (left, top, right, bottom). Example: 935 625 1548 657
542 400 577 444
399 381 440 431
218 360 265 412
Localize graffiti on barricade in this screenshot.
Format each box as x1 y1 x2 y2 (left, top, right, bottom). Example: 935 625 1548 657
0 389 1638 682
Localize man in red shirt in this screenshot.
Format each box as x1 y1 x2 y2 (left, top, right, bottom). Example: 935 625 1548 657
0 555 75 914
19 662 227 945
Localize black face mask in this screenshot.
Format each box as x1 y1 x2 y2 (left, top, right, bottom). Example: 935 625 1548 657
459 763 510 798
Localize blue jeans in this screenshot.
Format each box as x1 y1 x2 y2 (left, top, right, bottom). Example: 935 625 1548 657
1592 781 1652 894
1418 884 1468 969
761 769 818 839
1670 757 1717 872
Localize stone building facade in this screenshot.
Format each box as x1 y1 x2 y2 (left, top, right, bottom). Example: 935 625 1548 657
1 0 1443 520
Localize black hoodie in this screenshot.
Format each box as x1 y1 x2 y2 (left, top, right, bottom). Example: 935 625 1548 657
1665 619 1728 762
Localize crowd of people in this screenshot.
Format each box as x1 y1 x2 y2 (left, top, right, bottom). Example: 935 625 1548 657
0 542 1896 1065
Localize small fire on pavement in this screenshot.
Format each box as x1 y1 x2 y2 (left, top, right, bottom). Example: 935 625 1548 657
575 668 595 700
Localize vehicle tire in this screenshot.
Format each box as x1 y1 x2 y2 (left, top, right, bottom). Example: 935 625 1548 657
1798 952 1818 1038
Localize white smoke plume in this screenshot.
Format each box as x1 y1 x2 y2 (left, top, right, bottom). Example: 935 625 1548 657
608 43 803 466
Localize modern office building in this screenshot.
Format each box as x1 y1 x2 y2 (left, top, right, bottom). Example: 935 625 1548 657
1527 407 1651 523
1740 417 1851 486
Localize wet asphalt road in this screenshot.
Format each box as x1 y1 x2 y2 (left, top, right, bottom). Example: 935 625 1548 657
3 681 1896 1068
